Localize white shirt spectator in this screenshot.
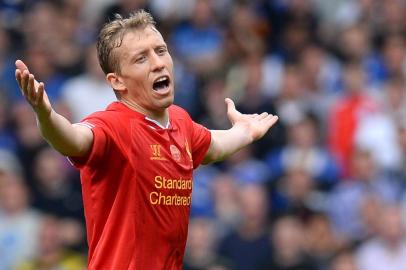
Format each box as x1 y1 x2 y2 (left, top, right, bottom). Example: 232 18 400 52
61 74 115 122
357 238 406 270
355 112 402 171
61 45 116 123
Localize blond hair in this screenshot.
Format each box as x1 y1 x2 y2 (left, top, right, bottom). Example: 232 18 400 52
97 10 156 75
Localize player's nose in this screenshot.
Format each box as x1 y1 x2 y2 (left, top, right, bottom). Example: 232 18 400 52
150 52 165 72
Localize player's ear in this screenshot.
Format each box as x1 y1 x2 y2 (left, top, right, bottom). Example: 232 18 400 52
106 73 126 92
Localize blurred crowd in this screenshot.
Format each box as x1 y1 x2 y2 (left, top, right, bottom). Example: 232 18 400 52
2 0 406 269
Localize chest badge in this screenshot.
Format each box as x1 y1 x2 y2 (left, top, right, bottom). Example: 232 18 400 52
170 145 181 162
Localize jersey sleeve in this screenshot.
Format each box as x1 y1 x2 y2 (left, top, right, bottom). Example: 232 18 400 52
190 120 211 169
68 117 110 169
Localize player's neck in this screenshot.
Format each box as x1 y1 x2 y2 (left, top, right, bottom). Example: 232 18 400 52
120 99 169 127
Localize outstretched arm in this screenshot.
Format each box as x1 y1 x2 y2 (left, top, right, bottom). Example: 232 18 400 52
15 60 93 157
203 98 278 164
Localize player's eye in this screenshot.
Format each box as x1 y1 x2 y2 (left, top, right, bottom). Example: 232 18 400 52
157 47 167 55
136 55 147 63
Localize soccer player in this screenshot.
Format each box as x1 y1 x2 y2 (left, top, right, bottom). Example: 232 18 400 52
15 10 278 270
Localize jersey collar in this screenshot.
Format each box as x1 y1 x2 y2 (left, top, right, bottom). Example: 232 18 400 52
145 116 170 129
107 101 173 130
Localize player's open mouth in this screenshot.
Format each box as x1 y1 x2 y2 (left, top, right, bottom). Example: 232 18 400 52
153 75 170 92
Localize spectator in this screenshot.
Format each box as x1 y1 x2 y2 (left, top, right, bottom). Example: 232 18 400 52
270 168 317 220
184 217 232 270
218 184 272 270
266 112 340 187
0 92 17 151
356 205 406 270
328 148 402 243
304 213 343 269
265 215 317 270
0 150 42 270
15 215 86 270
61 44 115 123
327 61 379 174
170 0 224 76
211 173 241 237
329 249 358 270
226 146 271 186
31 146 83 221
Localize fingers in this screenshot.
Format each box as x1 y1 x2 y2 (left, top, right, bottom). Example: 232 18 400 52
15 59 31 95
21 70 29 95
256 112 268 120
15 59 29 71
225 98 241 125
35 82 45 105
225 98 279 132
254 112 278 129
247 112 271 121
15 69 28 94
17 69 42 104
263 114 279 128
28 74 36 101
15 69 22 89
225 98 236 113
15 60 49 114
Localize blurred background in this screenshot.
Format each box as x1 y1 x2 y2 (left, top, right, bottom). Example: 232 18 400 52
1 0 406 269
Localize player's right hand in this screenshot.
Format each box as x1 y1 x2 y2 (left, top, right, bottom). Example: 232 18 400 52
15 59 52 118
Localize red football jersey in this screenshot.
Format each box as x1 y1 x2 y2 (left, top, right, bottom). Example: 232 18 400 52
70 102 211 269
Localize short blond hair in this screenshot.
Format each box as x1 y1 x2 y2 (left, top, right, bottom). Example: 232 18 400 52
97 10 156 75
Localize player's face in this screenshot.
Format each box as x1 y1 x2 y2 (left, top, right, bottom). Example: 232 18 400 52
115 27 174 113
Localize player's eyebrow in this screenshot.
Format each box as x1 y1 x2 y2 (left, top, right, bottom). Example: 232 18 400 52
129 49 148 62
155 44 167 49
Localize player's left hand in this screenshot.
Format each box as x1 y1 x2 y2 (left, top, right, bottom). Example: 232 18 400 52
225 98 278 142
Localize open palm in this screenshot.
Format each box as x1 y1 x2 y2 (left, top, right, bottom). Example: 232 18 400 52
15 60 52 117
225 98 278 142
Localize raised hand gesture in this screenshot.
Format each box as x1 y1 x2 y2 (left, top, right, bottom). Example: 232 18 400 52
15 59 52 118
225 98 278 142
